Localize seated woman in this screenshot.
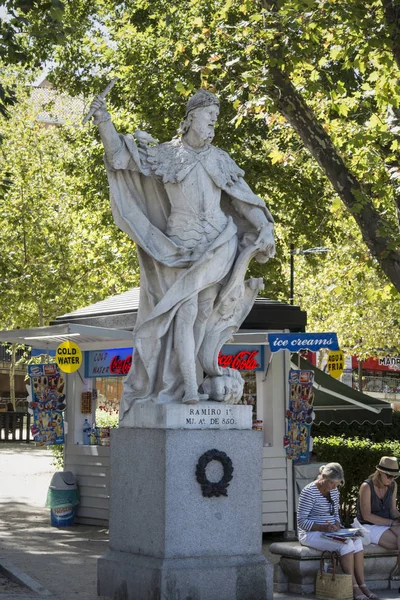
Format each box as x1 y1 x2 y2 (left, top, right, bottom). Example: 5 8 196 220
298 462 378 600
358 456 400 579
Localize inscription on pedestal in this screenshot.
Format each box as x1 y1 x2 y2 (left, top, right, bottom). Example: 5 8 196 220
120 401 253 429
185 406 237 428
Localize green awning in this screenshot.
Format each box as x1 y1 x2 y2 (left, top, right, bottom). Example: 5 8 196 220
293 356 392 426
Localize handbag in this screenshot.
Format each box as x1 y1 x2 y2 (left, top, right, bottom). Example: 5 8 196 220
352 517 371 546
315 551 353 600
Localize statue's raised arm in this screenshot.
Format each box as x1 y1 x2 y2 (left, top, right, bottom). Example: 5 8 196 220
93 88 276 423
89 95 123 160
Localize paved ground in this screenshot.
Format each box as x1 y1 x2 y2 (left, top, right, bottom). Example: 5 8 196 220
1 442 400 600
0 443 108 600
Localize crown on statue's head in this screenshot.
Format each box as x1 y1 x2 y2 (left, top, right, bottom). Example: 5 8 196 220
185 89 220 117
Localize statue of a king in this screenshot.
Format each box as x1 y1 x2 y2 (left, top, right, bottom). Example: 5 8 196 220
90 89 275 423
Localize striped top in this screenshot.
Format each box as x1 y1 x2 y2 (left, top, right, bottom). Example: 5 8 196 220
297 482 340 541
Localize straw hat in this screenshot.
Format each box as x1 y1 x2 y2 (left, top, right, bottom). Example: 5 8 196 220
376 456 400 477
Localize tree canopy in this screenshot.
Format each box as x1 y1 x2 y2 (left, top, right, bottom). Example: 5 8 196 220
2 0 400 354
0 72 139 329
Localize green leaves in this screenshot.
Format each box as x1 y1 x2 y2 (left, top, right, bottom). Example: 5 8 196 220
0 71 140 329
1 0 400 352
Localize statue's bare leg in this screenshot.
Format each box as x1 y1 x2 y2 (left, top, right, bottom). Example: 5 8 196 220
193 284 220 355
174 297 207 404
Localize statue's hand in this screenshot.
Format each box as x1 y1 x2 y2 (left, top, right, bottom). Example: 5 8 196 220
134 130 159 147
256 222 275 257
89 95 111 124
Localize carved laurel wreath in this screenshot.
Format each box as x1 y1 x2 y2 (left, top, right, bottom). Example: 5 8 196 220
195 449 234 497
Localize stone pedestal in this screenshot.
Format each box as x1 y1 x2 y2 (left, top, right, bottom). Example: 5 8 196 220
98 408 273 600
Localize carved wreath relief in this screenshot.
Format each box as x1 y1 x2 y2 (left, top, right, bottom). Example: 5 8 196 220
195 449 234 497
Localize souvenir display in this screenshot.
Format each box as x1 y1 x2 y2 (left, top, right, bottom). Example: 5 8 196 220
31 410 64 446
283 369 315 463
28 364 65 446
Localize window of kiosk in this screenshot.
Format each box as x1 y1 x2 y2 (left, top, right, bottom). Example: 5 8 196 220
95 377 122 425
84 347 131 444
239 370 257 417
215 344 263 422
84 377 121 445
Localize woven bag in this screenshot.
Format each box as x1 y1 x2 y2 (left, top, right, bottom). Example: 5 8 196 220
315 551 353 600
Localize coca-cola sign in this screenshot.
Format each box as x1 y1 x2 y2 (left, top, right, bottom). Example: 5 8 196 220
218 345 264 371
110 354 132 375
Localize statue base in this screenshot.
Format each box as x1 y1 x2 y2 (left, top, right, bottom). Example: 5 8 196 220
98 427 273 600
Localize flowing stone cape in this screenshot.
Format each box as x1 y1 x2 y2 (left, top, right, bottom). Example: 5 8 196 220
104 135 273 419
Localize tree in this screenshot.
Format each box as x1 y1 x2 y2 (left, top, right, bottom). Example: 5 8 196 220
291 216 400 355
4 0 400 352
0 72 140 329
0 0 96 118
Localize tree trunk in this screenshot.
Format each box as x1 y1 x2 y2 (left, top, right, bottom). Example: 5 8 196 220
266 66 400 292
381 0 400 70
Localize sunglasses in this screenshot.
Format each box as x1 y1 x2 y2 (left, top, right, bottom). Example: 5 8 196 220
327 493 335 516
385 474 396 480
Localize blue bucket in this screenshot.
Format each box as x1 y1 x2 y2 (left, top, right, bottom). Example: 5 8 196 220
50 504 75 527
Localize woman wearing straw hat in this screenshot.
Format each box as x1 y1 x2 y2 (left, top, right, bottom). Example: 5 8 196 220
298 463 376 600
357 456 400 581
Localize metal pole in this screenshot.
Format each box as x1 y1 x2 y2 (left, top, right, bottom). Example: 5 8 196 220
290 243 294 305
358 358 363 391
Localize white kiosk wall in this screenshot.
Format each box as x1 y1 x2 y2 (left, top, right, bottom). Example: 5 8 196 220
65 364 110 525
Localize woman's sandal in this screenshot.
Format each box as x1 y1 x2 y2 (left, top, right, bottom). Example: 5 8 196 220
353 585 369 600
359 584 380 600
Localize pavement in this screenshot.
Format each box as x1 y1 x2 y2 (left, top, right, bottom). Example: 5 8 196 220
0 443 108 600
1 442 400 600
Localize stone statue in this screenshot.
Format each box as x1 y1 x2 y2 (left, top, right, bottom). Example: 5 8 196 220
90 89 275 421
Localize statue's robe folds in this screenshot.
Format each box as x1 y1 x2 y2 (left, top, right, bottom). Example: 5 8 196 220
104 135 273 419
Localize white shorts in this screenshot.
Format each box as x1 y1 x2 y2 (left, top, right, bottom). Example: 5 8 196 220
299 531 364 556
360 524 390 545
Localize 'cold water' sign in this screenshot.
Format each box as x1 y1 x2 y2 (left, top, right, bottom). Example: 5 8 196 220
56 341 82 373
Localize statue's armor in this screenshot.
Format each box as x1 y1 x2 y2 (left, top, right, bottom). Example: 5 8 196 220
164 162 228 255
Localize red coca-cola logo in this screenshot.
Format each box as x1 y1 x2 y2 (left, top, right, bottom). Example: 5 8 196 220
218 350 260 371
110 354 132 375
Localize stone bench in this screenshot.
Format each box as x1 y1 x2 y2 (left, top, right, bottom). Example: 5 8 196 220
269 541 399 595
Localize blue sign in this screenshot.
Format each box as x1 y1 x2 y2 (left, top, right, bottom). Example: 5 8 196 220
268 332 339 353
85 347 133 378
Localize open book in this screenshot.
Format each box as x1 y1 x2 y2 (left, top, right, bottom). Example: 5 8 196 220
323 528 361 539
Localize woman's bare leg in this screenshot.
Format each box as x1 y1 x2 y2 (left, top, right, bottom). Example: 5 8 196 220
353 550 366 585
353 550 378 597
341 552 368 598
378 529 399 576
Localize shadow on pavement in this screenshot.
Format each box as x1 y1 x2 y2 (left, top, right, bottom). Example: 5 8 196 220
0 502 109 600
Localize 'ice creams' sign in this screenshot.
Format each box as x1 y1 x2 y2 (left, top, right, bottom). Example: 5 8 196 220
268 332 339 353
